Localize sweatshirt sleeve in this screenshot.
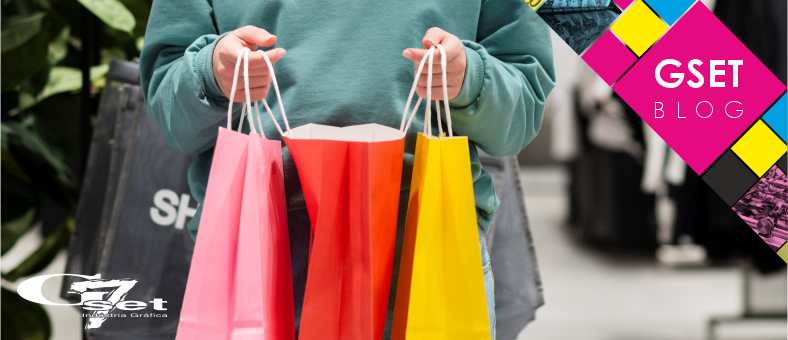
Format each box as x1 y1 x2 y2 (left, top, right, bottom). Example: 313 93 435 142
448 0 556 157
140 0 235 154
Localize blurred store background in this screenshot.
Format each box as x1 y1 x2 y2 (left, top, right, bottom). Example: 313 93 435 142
1 0 786 339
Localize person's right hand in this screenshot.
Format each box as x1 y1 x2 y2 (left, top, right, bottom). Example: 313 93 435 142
212 25 286 102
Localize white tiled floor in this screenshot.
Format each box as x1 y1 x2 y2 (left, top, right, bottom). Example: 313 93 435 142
515 166 786 340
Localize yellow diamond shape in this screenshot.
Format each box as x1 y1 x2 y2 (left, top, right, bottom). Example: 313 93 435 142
610 0 669 57
778 243 788 261
526 0 544 10
732 120 786 177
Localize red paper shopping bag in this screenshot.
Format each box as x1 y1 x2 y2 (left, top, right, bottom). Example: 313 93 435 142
285 132 404 340
249 50 409 339
177 48 294 340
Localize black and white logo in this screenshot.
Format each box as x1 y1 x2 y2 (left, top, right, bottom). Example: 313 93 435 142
17 274 168 329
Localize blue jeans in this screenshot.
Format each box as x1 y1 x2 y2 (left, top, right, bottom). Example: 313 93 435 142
480 227 497 340
287 195 496 339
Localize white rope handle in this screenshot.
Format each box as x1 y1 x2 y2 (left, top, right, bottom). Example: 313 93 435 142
424 48 434 135
436 44 453 137
254 100 264 135
257 50 292 138
240 48 258 135
423 45 452 138
225 47 259 135
226 47 248 130
400 45 453 138
241 95 266 138
400 46 435 138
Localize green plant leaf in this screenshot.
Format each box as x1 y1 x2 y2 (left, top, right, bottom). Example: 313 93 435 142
50 0 82 40
136 36 144 51
119 0 150 36
32 0 52 10
0 192 37 221
9 67 80 116
1 29 49 92
20 61 52 97
2 122 9 148
68 36 82 51
10 63 110 116
1 135 32 184
14 92 37 116
48 26 70 65
100 46 127 64
33 94 82 161
90 63 110 88
4 116 79 211
1 209 36 256
1 287 51 340
2 120 75 186
1 12 46 53
0 173 38 225
43 67 81 94
77 0 136 34
90 63 109 81
3 217 72 282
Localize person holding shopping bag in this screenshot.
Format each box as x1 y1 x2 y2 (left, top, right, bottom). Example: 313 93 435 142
140 1 555 339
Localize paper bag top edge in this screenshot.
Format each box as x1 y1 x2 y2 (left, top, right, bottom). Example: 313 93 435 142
288 123 403 142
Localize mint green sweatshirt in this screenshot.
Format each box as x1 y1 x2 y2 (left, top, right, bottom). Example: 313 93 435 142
140 0 555 237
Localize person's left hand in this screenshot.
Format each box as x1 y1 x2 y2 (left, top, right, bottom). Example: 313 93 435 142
403 28 467 101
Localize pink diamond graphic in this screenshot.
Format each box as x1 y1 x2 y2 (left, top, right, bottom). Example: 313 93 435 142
613 0 634 9
583 30 638 86
613 2 786 174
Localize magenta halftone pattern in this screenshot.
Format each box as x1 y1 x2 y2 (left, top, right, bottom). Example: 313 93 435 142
732 166 788 252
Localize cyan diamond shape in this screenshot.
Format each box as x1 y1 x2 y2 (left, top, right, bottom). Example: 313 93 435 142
762 94 787 142
644 0 696 26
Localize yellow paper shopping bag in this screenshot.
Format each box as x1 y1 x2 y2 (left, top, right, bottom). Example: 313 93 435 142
392 45 491 340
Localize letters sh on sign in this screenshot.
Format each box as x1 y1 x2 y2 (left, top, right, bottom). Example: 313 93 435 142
150 189 196 230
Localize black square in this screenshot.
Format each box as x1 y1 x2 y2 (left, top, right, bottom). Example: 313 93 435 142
702 150 759 207
777 153 787 175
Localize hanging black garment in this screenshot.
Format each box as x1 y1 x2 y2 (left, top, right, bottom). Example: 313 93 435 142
714 0 787 85
568 91 657 249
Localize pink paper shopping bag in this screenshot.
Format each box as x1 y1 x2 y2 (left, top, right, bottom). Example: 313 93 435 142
177 48 294 340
